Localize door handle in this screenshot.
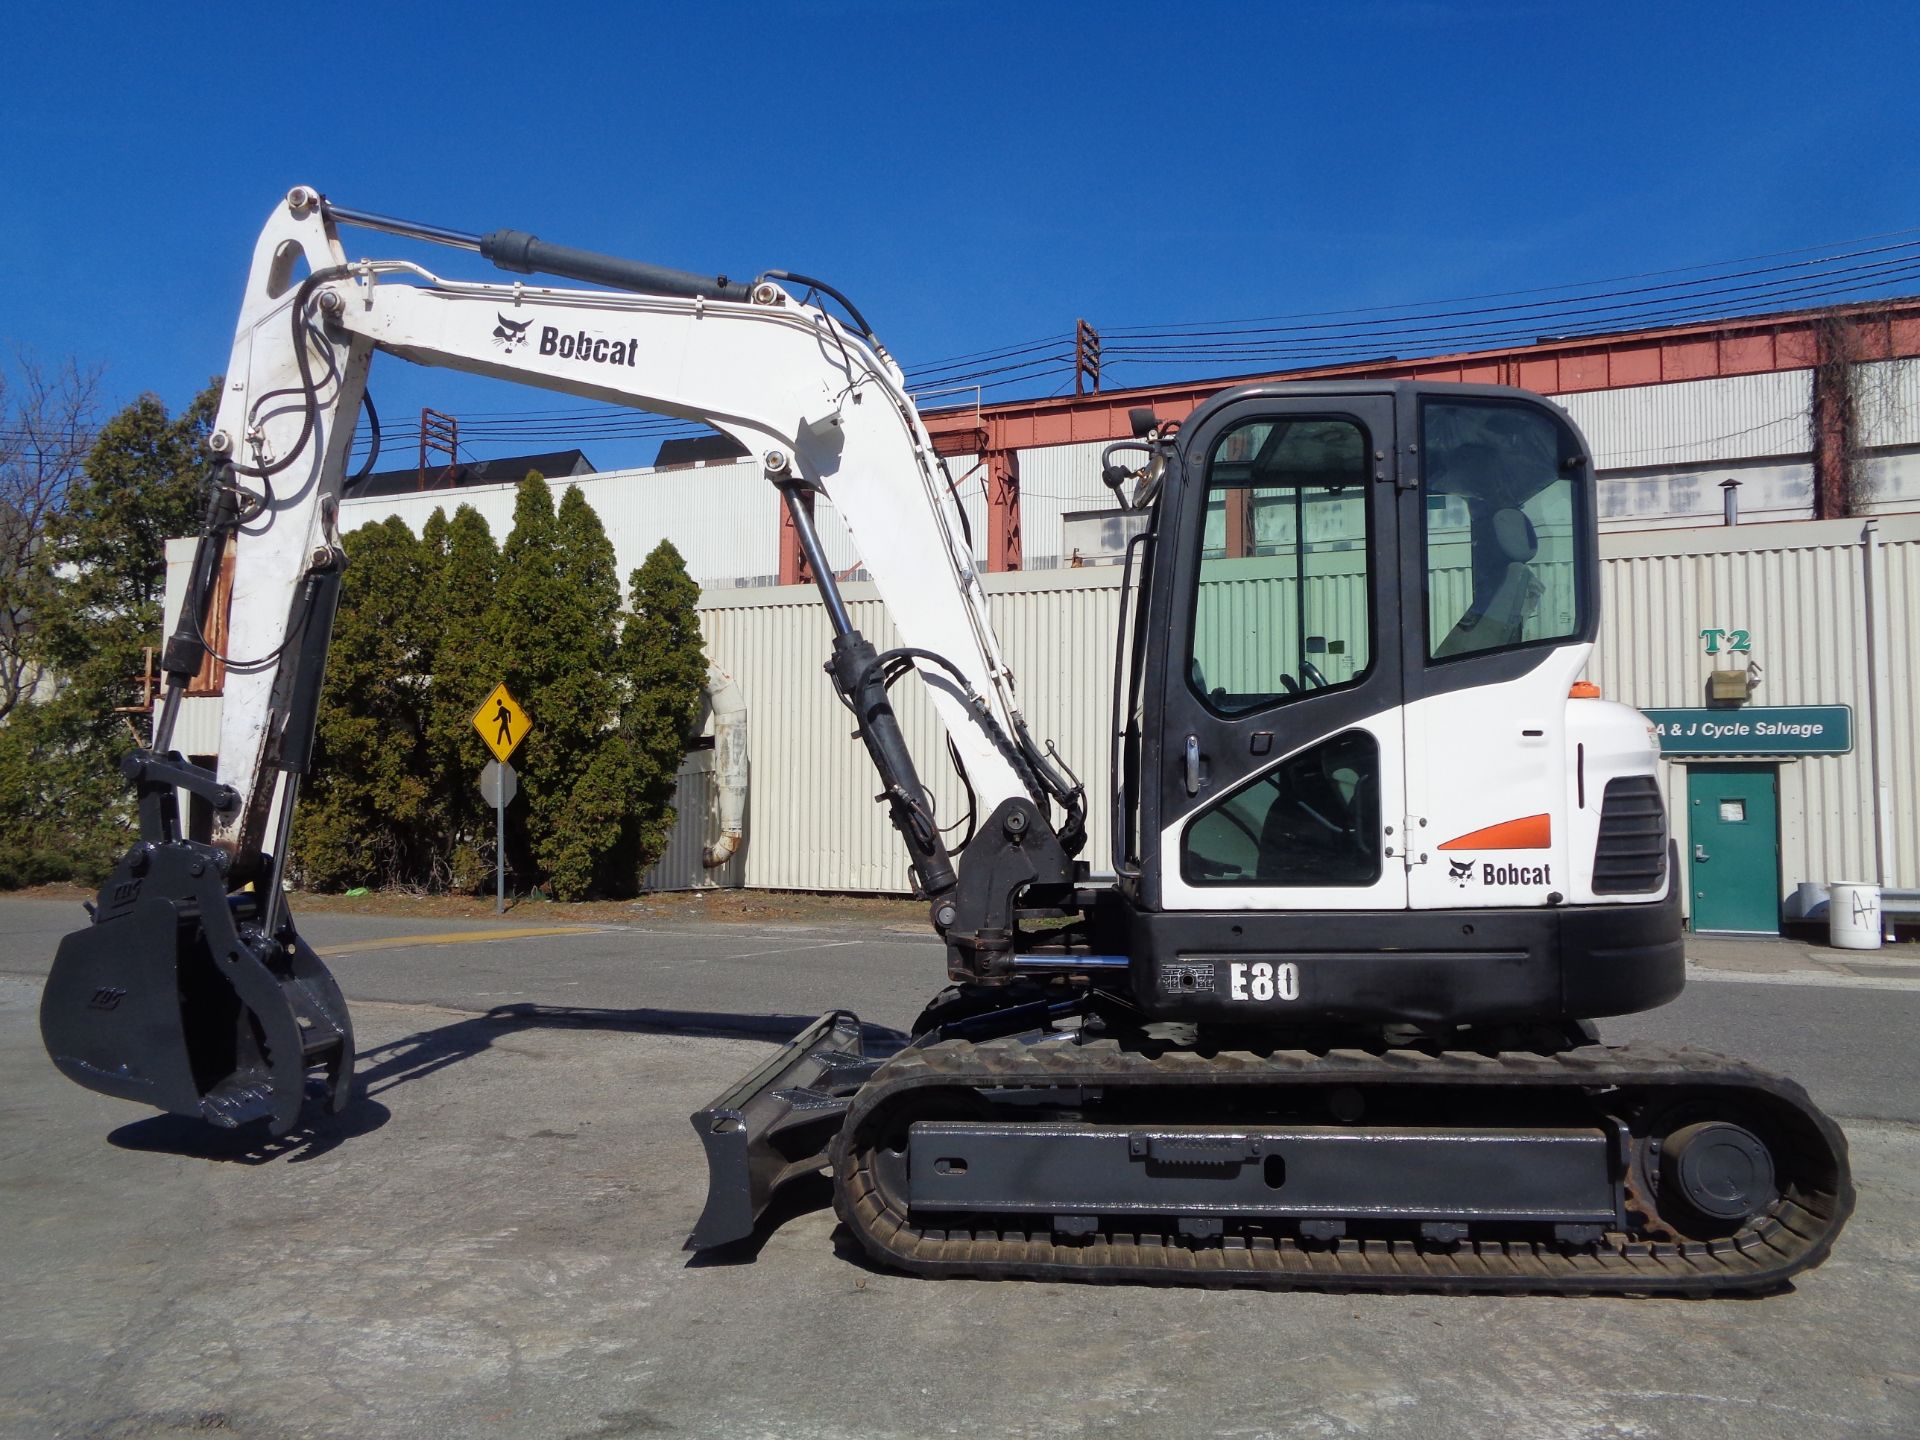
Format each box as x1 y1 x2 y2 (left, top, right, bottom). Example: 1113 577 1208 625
1694 844 1709 862
1184 735 1201 796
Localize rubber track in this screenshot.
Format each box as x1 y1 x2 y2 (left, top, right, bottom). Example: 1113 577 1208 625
830 1037 1854 1295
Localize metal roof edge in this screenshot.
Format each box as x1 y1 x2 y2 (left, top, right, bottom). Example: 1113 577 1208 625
1599 511 1920 560
694 564 1129 611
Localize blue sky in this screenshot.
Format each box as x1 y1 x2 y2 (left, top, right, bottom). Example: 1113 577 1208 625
5 0 1917 469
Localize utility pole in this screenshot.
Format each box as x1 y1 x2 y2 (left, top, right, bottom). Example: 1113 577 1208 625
1075 319 1101 397
418 407 458 489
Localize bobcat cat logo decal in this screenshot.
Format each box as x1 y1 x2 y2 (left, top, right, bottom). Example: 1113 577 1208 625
493 314 533 352
1448 858 1475 887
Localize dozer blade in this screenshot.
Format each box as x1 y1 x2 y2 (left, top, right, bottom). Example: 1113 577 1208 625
686 1009 878 1250
41 846 355 1136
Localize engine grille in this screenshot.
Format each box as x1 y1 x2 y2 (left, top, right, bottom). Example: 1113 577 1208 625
1592 775 1668 893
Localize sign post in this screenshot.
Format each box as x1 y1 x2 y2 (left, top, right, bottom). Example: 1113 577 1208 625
478 760 520 913
472 683 532 914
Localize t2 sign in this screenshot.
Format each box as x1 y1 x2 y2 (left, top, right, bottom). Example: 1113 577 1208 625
1699 628 1751 656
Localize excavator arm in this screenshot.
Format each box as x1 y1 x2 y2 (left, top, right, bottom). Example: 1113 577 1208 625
42 187 1083 1142
194 187 1073 890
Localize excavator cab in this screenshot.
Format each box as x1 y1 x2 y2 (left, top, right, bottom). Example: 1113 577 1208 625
1094 380 1688 1029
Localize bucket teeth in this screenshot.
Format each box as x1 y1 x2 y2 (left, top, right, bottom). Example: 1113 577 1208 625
200 1080 279 1129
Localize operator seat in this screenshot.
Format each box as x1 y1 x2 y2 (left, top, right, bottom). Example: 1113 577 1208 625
1254 729 1379 884
1434 507 1539 657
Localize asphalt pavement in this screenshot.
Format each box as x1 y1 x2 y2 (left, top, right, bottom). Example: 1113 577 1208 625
3 894 1917 1439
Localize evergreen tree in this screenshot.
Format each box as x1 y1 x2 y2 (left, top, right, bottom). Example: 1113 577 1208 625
423 503 504 890
490 475 559 892
419 506 451 604
0 695 129 886
490 476 629 900
620 540 707 884
0 383 219 884
32 386 217 693
290 517 434 889
544 485 632 897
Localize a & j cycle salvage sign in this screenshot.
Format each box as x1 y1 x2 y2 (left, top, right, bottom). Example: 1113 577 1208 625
1642 705 1853 756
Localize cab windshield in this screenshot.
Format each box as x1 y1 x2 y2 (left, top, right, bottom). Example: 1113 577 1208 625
1186 415 1371 716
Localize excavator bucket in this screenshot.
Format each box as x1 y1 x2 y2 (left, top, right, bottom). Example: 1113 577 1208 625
40 844 354 1135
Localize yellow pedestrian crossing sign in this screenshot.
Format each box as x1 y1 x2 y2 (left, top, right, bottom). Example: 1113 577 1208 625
472 683 531 763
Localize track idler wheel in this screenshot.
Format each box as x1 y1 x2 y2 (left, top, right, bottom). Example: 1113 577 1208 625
1659 1121 1778 1231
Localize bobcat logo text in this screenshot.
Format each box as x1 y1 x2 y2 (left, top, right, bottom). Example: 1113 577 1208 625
539 326 639 366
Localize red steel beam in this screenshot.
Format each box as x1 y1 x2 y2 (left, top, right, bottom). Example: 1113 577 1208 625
987 449 1021 571
925 297 1920 456
777 492 812 586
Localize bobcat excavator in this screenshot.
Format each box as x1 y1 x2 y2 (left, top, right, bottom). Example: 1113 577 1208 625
42 187 1852 1294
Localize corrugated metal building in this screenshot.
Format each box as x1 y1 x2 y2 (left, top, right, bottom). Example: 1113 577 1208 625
341 458 782 591
672 514 1918 925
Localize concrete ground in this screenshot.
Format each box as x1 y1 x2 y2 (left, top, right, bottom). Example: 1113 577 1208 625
2 895 1917 1439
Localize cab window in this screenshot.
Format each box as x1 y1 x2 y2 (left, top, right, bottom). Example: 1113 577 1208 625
1181 730 1382 886
1422 400 1587 660
1187 416 1371 715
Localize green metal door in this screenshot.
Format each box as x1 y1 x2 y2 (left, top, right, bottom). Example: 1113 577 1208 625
1686 765 1781 934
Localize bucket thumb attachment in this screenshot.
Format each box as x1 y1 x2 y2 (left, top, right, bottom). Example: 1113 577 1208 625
41 842 355 1135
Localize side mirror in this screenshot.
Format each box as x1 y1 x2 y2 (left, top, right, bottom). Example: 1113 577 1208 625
1100 440 1160 512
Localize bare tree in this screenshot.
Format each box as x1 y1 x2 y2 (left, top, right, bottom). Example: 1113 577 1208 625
0 355 102 721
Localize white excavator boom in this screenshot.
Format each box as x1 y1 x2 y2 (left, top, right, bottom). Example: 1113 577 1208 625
180 188 1052 884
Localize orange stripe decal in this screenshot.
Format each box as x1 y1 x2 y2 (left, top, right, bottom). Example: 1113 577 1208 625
1437 814 1552 851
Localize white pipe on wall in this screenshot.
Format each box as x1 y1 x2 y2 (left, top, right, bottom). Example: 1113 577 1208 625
702 664 749 867
1862 520 1895 887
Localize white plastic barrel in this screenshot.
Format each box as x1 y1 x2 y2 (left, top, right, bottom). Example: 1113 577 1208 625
1828 882 1884 950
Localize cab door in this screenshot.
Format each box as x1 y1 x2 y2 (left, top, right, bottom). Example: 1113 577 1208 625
1153 391 1408 912
1397 392 1598 912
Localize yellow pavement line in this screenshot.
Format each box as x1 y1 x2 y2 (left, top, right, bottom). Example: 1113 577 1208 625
316 925 604 957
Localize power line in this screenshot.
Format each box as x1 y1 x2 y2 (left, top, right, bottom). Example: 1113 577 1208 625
1101 252 1920 355
1104 227 1920 334
1098 267 1920 373
899 229 1920 394
904 335 1075 382
1113 255 1920 353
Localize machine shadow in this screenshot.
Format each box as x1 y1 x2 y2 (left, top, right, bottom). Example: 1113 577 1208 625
109 1005 908 1239
108 1087 393 1165
353 1002 907 1102
362 1003 909 1259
